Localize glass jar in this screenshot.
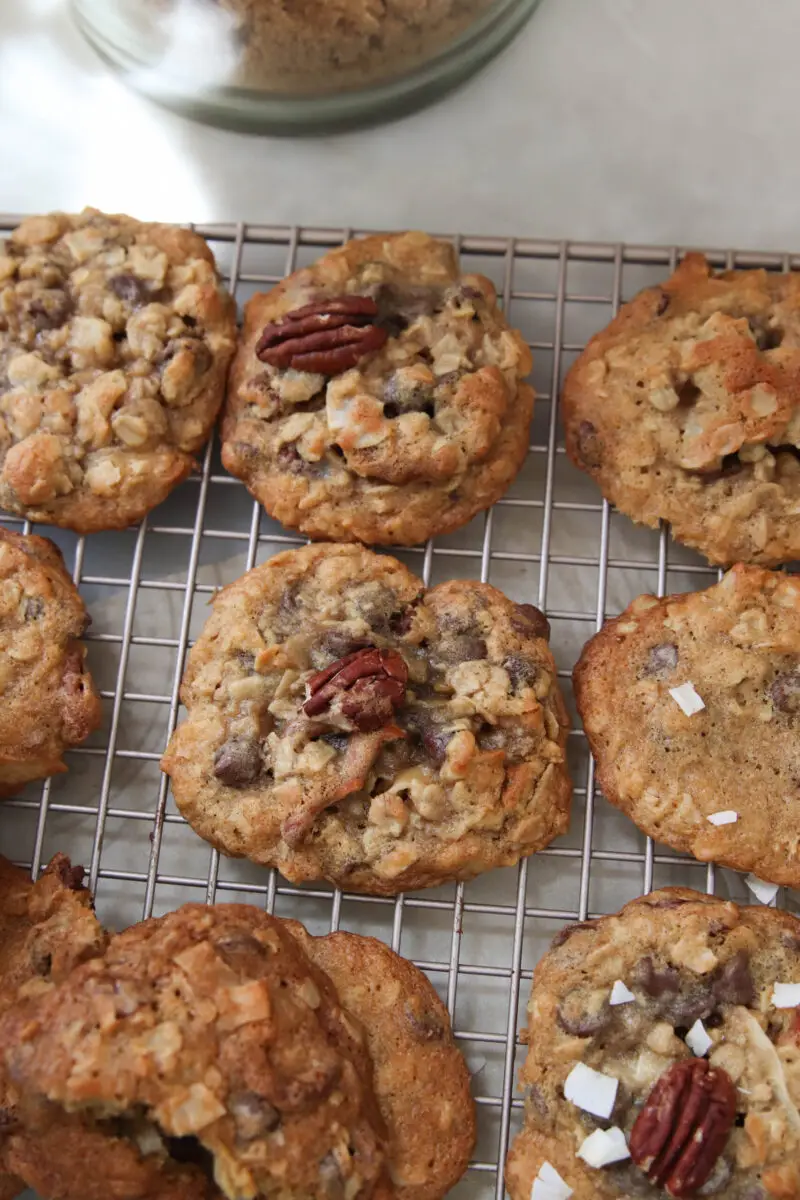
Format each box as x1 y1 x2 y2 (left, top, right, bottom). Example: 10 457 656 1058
71 0 542 133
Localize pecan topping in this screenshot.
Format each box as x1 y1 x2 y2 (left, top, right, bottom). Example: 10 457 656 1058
255 297 388 376
629 1059 736 1198
303 647 408 732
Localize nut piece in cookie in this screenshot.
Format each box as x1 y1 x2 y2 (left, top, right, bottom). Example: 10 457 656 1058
0 208 237 532
221 231 534 545
0 904 388 1200
161 542 572 895
562 253 800 565
0 853 108 1199
506 887 800 1200
0 527 101 798
286 923 475 1200
574 563 800 888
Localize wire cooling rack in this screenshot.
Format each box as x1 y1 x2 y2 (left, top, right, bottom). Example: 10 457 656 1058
1 220 798 1200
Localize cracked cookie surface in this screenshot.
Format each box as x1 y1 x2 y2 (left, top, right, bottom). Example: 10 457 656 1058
562 254 800 565
574 565 800 888
287 924 475 1200
0 209 236 532
507 888 800 1200
0 904 388 1200
0 526 101 797
221 232 534 545
161 543 571 894
0 853 107 1200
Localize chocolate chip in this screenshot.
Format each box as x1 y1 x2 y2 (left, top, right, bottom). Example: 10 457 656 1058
401 710 452 765
389 603 417 636
318 1152 345 1200
512 603 551 641
276 444 315 475
632 956 680 997
769 672 800 714
405 998 446 1041
713 952 755 1007
28 291 71 330
213 738 262 787
229 1091 280 1140
165 1136 215 1180
655 290 670 316
214 931 266 971
642 642 679 677
504 654 539 690
320 732 349 754
551 920 597 949
50 854 86 891
556 997 610 1038
23 596 44 621
575 420 602 468
435 634 487 664
311 631 372 668
383 372 435 415
109 273 151 306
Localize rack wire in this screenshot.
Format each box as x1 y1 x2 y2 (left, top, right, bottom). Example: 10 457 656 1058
1 220 797 1199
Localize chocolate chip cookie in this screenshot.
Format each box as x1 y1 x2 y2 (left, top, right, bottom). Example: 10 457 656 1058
574 564 800 887
506 888 800 1200
0 208 236 532
0 853 107 1200
0 526 101 797
287 924 475 1200
562 254 800 565
161 543 571 894
221 232 534 545
0 903 388 1200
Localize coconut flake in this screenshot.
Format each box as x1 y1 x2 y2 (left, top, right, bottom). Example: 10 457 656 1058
609 980 636 1006
685 1018 713 1057
577 1126 630 1168
669 682 706 716
531 1161 573 1200
563 1062 618 1119
771 982 800 1008
745 874 779 905
706 810 738 826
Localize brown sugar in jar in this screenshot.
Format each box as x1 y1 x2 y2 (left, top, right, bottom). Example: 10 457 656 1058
72 0 542 131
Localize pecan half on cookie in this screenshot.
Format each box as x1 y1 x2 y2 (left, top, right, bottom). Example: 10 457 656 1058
562 253 800 565
506 888 800 1200
161 542 571 895
221 232 535 546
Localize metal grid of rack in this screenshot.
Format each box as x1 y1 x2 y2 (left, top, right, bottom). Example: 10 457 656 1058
1 220 796 1199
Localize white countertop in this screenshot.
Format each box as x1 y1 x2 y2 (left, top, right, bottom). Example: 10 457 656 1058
2 0 800 249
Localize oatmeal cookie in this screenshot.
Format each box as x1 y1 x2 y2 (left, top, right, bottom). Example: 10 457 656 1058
506 888 800 1200
562 253 800 565
0 208 236 532
0 904 388 1200
161 543 571 894
0 853 107 1200
574 564 800 887
0 526 101 797
221 232 534 545
287 924 475 1200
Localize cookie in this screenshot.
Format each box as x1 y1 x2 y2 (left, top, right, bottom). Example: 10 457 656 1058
0 853 107 1200
0 527 101 797
0 904 388 1200
0 208 236 532
161 542 571 894
574 563 800 887
221 232 534 545
287 924 475 1200
562 253 800 565
506 887 800 1200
